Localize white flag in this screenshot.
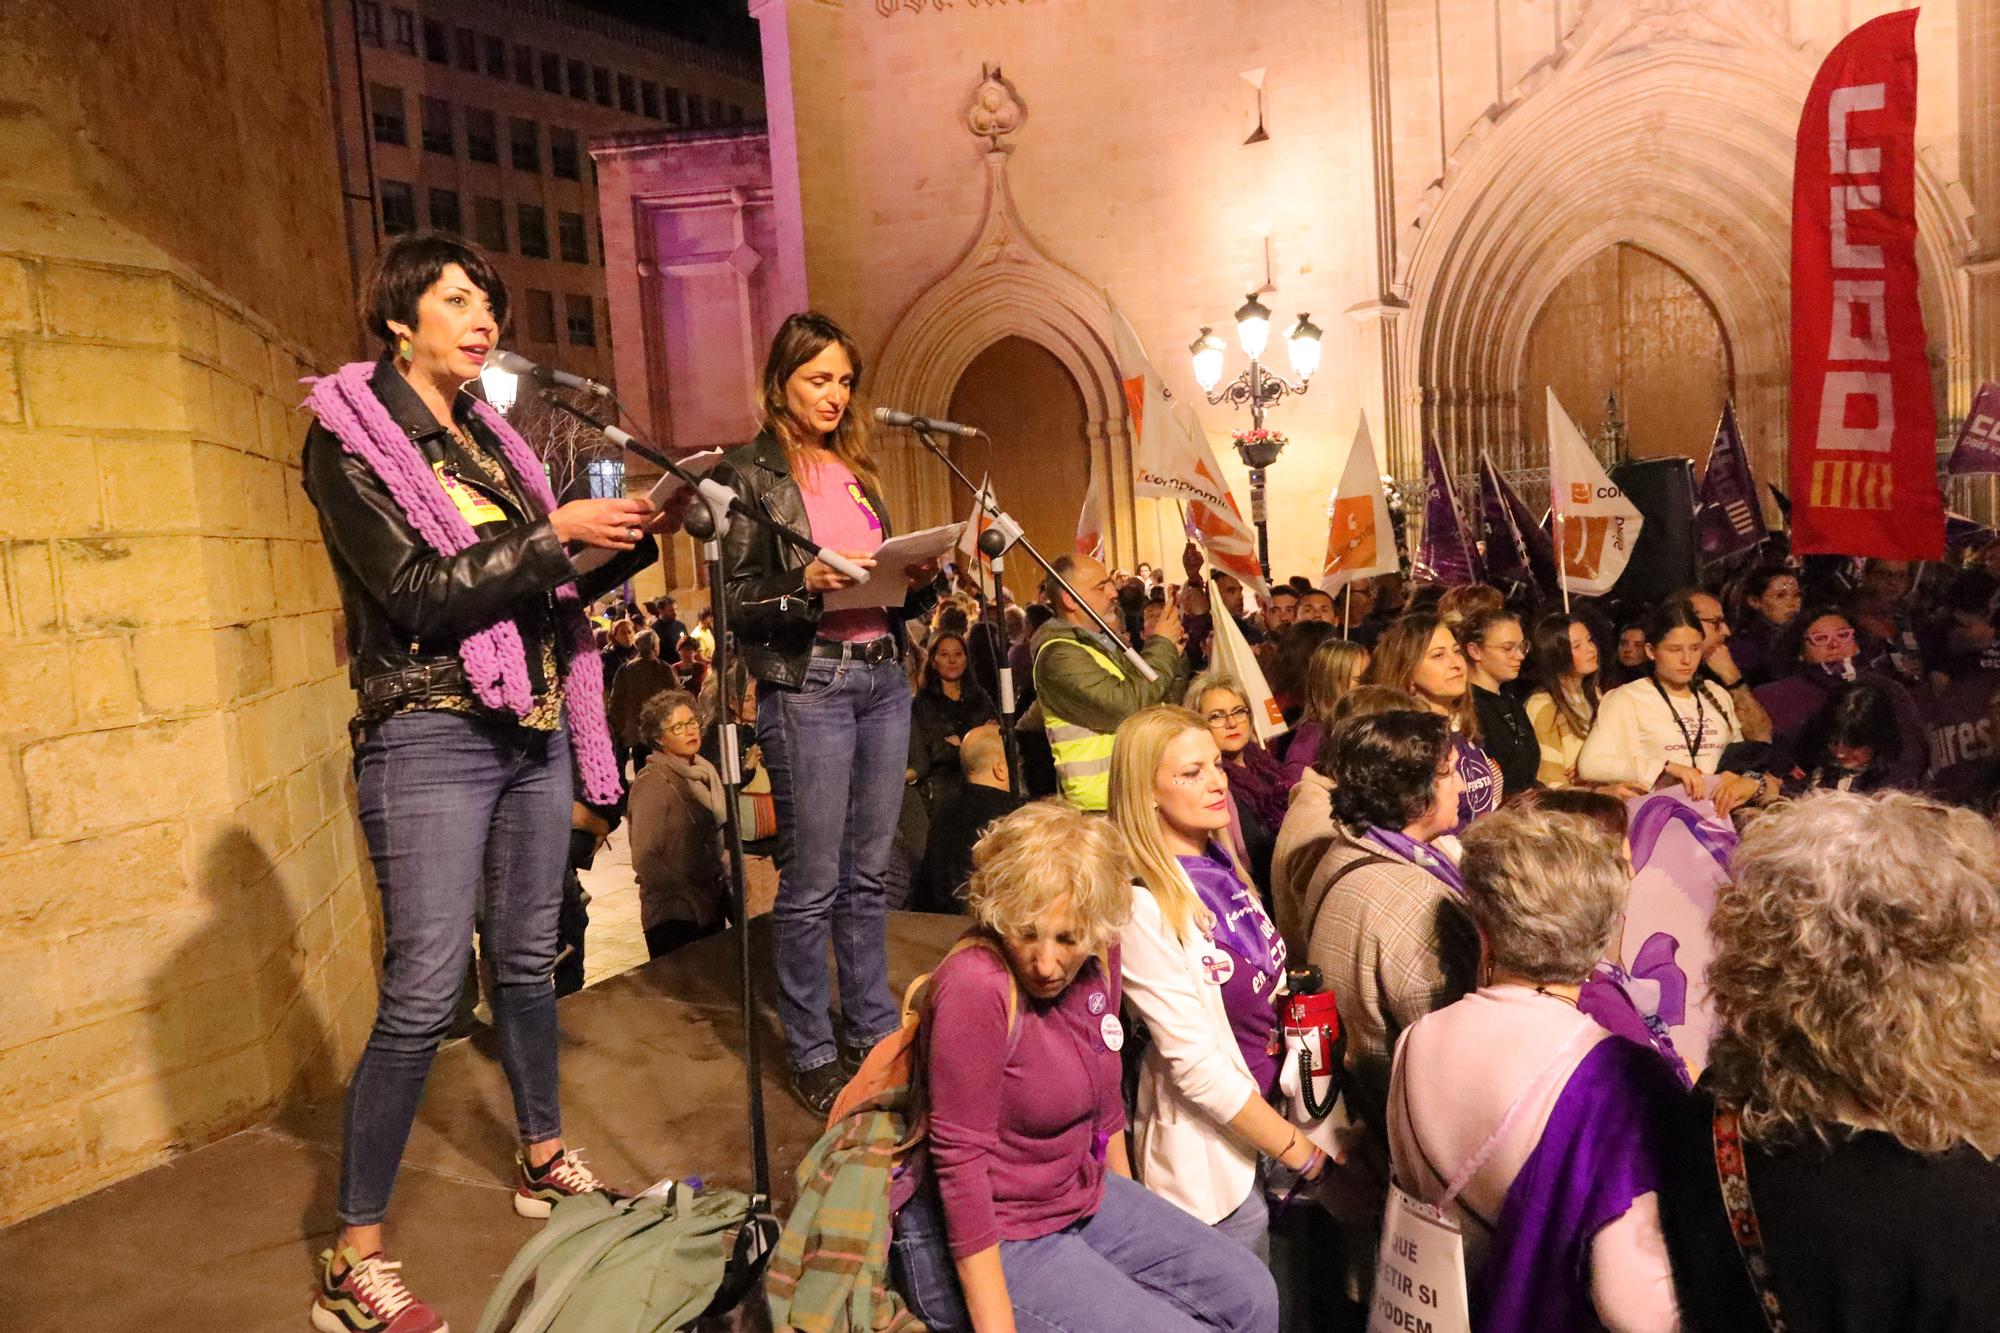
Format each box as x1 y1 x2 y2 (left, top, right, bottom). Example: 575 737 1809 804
1076 468 1104 557
1547 387 1643 596
1108 297 1269 599
1321 413 1397 592
957 474 994 594
1207 589 1289 745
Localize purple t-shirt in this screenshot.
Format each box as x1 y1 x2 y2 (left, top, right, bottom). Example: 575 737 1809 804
1179 848 1286 1097
1454 735 1503 830
795 454 890 642
925 943 1126 1258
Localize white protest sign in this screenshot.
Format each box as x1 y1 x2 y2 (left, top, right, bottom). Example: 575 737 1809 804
1368 1184 1471 1333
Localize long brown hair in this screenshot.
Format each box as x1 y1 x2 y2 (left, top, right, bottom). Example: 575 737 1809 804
1364 612 1480 742
759 311 880 492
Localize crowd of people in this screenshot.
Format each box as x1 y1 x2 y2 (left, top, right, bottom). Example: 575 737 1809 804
304 231 1998 1333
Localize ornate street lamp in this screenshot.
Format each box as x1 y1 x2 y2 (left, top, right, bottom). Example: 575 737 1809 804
1190 295 1321 579
480 359 520 415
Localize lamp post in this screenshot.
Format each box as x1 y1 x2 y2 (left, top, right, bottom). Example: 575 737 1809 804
1190 294 1321 580
479 359 520 415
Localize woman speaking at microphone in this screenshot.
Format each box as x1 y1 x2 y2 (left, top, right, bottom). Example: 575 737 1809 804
714 312 939 1114
301 233 670 1332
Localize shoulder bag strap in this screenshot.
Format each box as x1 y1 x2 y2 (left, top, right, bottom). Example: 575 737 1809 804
1299 845 1393 949
1712 1102 1790 1333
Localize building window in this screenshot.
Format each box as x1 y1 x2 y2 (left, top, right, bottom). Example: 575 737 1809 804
420 96 453 156
640 80 660 119
595 218 606 266
464 107 497 164
428 187 461 234
565 293 596 347
514 43 535 86
481 33 506 78
473 196 507 252
509 117 539 172
380 180 417 235
453 27 477 71
356 1 383 47
600 298 612 345
664 87 684 126
617 73 637 113
548 128 581 181
586 456 625 499
557 210 588 263
728 104 746 126
368 83 406 146
390 6 416 54
538 51 560 93
687 98 705 128
517 204 550 258
707 98 723 125
422 17 447 63
592 66 612 106
567 59 588 100
524 289 557 343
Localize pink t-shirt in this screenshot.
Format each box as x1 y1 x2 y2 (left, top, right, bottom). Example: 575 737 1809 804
795 454 891 643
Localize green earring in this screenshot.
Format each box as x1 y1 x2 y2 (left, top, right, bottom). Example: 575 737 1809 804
396 334 412 362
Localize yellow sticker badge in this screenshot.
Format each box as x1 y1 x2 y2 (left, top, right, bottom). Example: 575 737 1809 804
434 461 506 525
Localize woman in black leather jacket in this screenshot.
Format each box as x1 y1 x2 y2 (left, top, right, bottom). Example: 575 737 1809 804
299 233 670 1329
713 311 938 1113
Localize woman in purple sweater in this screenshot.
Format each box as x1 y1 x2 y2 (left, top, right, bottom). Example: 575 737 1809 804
913 801 1279 1333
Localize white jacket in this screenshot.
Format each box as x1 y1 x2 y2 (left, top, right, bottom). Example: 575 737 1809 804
1119 878 1275 1225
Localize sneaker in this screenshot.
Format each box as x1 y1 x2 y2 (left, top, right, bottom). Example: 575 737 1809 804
789 1061 848 1117
310 1246 448 1333
513 1146 613 1219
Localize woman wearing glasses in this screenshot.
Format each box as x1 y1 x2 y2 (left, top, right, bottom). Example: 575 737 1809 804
1185 671 1290 892
1752 606 1927 789
629 689 731 958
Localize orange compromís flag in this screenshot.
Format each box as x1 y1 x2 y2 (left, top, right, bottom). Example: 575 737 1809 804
1788 8 1941 559
1321 413 1396 592
1547 388 1644 596
1108 296 1269 600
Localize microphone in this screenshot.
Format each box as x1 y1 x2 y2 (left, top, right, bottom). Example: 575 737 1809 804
872 406 983 438
487 349 613 398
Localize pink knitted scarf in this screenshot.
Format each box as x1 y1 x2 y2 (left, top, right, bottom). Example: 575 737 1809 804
303 361 622 803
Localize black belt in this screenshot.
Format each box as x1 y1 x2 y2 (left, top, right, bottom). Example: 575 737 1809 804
810 636 897 666
359 660 470 706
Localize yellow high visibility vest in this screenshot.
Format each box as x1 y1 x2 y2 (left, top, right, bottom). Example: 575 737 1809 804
1034 634 1126 812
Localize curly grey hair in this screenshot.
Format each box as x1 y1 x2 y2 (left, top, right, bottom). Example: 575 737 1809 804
1458 804 1627 985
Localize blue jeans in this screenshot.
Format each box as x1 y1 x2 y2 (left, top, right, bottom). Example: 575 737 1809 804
338 710 573 1226
894 1173 1278 1333
756 649 910 1071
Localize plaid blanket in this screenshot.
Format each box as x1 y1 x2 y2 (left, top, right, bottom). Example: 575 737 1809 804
766 1106 927 1333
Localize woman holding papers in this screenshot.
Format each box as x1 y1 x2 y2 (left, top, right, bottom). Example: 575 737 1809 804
712 311 940 1115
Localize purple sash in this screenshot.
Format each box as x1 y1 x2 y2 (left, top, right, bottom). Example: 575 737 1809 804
1363 826 1464 894
1470 1037 1680 1332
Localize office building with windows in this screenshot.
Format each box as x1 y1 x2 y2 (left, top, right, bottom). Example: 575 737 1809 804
328 0 762 396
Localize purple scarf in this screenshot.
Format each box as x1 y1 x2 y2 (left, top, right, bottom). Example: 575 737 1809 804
1470 1036 1680 1332
303 361 621 803
1363 826 1464 894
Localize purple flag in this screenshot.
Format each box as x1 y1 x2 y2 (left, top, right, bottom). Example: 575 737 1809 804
1498 458 1560 592
1412 437 1480 585
1478 453 1530 585
1945 511 1996 552
1696 402 1766 562
1946 381 2000 476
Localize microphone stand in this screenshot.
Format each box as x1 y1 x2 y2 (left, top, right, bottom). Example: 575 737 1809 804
908 426 1157 800
543 394 855 1206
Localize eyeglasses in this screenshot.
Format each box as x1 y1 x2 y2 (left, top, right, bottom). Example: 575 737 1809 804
1203 706 1252 728
663 716 702 733
1805 627 1856 648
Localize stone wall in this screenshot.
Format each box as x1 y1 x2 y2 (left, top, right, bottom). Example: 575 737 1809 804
0 2 372 1223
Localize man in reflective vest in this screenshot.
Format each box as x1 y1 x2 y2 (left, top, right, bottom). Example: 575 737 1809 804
1029 553 1190 809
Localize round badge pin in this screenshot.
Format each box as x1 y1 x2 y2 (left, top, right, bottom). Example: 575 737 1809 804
1201 951 1235 986
1087 990 1107 1016
1100 1013 1125 1052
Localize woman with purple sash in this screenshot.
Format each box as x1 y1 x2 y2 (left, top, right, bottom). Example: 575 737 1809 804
1387 802 1683 1332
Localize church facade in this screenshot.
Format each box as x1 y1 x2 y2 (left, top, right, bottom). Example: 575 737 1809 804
596 0 1992 584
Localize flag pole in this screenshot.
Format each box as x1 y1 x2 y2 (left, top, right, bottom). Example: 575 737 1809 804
1557 514 1572 614
1343 584 1353 636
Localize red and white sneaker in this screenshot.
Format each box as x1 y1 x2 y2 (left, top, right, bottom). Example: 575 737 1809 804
513 1146 614 1218
310 1246 448 1332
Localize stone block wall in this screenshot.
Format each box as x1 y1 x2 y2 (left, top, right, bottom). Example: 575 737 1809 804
0 225 376 1223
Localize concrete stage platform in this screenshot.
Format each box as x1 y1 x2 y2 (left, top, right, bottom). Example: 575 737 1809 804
0 912 967 1333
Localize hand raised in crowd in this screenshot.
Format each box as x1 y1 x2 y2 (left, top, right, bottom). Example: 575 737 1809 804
551 496 655 550
1154 593 1185 648
1705 639 1745 687
803 549 876 591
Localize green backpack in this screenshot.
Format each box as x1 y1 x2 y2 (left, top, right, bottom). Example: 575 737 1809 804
475 1184 776 1333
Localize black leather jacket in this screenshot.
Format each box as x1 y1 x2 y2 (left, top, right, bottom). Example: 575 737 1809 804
713 431 936 689
301 358 656 719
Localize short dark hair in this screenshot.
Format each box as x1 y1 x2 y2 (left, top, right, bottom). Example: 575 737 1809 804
359 232 510 349
1327 710 1450 833
1268 586 1299 604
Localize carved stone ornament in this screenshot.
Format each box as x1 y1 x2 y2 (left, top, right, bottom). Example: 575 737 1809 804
966 65 1026 147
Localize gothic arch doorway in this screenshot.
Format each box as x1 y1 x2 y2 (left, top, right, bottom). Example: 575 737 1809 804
1518 242 1734 460
945 337 1091 602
